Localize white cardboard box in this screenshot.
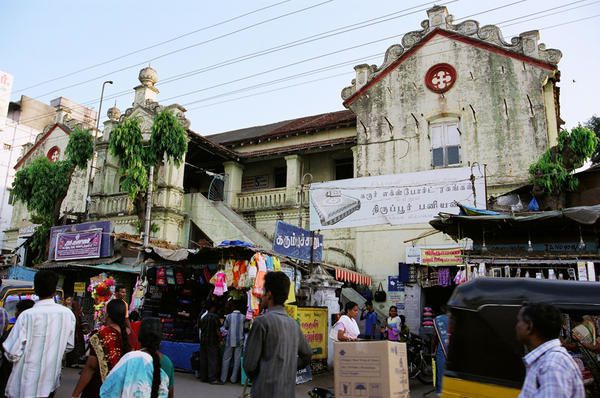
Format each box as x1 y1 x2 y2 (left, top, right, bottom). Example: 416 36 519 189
334 341 409 398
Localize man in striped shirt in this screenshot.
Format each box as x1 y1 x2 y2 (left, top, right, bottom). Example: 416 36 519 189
516 303 584 398
220 304 246 384
3 270 75 398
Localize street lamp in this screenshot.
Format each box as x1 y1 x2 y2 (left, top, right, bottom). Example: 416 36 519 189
86 80 113 219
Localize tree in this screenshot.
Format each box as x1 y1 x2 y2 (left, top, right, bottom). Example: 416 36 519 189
529 126 597 209
11 127 94 261
109 109 187 233
585 115 600 163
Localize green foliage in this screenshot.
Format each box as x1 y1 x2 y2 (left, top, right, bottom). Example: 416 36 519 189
149 110 188 166
584 115 600 163
529 126 597 195
109 109 188 228
12 157 72 217
65 127 94 169
131 220 160 234
11 127 94 262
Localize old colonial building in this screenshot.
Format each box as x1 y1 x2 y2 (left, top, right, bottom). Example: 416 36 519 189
3 97 97 257
4 7 564 315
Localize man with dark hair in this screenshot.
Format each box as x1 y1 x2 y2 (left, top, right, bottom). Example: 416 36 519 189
516 303 584 398
3 270 75 398
244 271 312 397
361 301 377 340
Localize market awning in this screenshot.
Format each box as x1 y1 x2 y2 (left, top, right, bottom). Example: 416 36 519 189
331 266 372 286
37 256 141 274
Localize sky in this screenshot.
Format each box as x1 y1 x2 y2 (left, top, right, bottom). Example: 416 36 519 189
1 0 599 138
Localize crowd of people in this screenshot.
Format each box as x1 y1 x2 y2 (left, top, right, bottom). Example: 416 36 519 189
196 271 313 396
0 271 174 398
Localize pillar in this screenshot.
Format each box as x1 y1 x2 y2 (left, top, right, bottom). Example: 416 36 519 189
223 161 244 207
285 154 302 205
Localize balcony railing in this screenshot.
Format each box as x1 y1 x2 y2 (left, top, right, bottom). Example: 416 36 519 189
92 193 133 216
235 186 309 211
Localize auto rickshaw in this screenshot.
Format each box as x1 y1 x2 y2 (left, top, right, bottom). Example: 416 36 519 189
441 278 600 398
0 279 64 329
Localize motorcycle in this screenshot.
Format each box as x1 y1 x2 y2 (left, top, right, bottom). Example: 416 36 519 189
407 333 434 384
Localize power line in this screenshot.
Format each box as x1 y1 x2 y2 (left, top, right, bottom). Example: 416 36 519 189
80 0 459 107
28 0 335 100
12 0 293 93
9 2 596 130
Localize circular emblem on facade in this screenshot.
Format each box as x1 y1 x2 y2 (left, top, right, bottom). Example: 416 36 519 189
425 63 457 93
47 146 60 162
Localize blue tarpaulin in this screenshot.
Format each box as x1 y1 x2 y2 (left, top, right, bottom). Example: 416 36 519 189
8 266 37 281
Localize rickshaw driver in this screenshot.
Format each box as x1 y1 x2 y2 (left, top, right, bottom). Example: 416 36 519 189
515 303 585 398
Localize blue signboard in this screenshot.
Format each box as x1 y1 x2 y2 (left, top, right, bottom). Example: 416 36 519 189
272 221 323 262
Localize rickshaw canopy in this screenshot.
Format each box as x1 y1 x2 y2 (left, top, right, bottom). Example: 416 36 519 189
448 278 600 311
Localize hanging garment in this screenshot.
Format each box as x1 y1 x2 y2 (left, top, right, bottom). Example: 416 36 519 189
253 271 266 297
166 268 176 285
175 271 185 286
232 261 241 288
272 256 281 272
265 256 274 272
224 260 234 287
238 261 249 288
213 271 228 296
156 267 166 286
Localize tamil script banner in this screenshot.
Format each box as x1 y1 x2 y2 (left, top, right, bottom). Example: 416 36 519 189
55 229 102 261
297 306 328 360
272 221 323 262
309 167 485 230
49 221 113 261
420 247 463 266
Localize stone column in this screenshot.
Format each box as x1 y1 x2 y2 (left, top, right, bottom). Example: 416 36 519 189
285 154 302 205
223 161 244 207
351 145 358 178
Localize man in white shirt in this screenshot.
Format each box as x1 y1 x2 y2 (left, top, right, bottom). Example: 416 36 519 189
3 270 75 398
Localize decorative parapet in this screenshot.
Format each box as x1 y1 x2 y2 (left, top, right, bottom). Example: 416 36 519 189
341 5 562 101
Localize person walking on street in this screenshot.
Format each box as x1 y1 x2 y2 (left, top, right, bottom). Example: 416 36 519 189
333 301 360 342
383 305 401 341
220 303 246 384
71 300 131 398
516 303 584 398
198 303 221 383
243 271 312 397
3 270 76 398
361 301 377 340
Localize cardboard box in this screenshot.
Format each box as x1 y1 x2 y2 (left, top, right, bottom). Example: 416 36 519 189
334 341 409 398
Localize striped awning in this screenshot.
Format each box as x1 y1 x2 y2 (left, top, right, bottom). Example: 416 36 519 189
334 267 372 286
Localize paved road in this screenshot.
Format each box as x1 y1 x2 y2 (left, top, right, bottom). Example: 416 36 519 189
56 367 434 397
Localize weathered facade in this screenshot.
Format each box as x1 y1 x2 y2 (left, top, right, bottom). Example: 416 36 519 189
334 5 562 291
4 98 97 252
89 67 190 244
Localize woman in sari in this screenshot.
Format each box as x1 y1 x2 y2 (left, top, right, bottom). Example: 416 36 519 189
100 318 172 398
72 299 131 398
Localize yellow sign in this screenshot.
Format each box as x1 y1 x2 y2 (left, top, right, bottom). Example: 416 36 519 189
73 282 86 294
297 307 328 360
421 248 463 266
285 304 298 320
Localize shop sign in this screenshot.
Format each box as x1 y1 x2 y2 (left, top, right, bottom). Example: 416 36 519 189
55 229 102 261
421 248 463 266
297 307 328 360
49 221 113 261
272 221 323 262
73 282 86 294
388 276 404 292
18 224 40 238
309 167 485 230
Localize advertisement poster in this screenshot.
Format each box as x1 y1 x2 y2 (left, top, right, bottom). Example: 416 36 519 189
272 221 323 262
309 167 484 230
49 221 113 261
420 248 463 266
297 307 328 360
55 229 102 261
